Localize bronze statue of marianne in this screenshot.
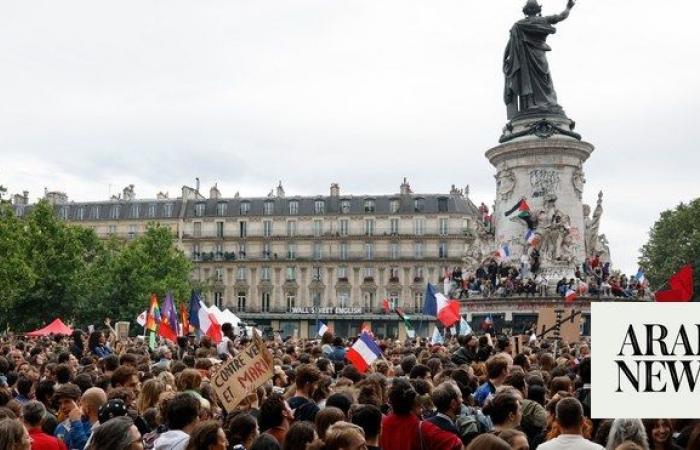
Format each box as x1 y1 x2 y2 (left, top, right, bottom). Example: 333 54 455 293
504 0 576 120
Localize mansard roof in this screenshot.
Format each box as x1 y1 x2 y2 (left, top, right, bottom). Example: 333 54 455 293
17 193 480 220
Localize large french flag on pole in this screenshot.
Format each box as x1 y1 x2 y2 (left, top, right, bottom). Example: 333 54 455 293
346 333 383 373
197 301 223 343
423 283 461 327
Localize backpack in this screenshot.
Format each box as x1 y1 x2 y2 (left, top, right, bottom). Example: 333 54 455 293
456 407 492 445
455 415 480 445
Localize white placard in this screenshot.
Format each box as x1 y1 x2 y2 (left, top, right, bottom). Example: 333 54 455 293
592 303 700 418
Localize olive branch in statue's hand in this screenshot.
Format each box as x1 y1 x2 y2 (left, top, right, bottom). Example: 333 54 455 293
567 0 576 9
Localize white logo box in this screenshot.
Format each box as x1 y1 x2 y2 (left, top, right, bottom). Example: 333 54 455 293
592 303 700 418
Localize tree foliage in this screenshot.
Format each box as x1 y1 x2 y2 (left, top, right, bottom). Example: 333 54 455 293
88 224 192 325
0 201 192 331
639 198 700 301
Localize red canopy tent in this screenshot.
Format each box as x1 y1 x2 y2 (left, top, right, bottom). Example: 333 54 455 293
26 319 73 337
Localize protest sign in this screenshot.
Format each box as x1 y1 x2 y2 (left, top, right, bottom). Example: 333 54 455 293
537 306 581 343
211 334 273 412
116 322 130 340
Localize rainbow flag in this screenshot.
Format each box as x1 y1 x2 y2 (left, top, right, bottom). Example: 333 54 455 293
146 294 161 333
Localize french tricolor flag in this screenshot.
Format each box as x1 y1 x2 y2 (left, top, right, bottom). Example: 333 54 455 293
346 333 383 373
498 244 511 261
317 321 329 337
423 283 461 327
198 301 222 343
525 230 539 246
565 288 577 304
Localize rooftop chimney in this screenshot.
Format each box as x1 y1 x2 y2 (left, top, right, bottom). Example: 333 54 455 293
210 183 221 199
276 181 285 198
122 184 135 201
44 190 69 205
195 177 200 192
400 177 412 196
330 183 340 197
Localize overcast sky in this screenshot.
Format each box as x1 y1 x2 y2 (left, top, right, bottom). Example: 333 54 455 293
1 0 698 275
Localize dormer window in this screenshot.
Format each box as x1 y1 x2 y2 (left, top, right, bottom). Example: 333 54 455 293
264 201 275 216
91 205 100 219
340 199 351 214
414 197 425 212
288 200 299 215
390 199 400 214
148 204 157 218
110 205 121 219
195 202 206 217
314 199 325 214
163 203 173 218
364 199 375 213
76 206 85 220
438 197 448 213
239 201 250 215
217 201 228 216
130 204 139 218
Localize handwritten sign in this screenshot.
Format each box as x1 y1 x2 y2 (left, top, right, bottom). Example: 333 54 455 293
211 334 273 412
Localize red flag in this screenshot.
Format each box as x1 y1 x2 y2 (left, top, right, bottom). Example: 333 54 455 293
655 265 694 302
180 304 189 336
565 288 577 304
382 298 390 313
158 293 178 342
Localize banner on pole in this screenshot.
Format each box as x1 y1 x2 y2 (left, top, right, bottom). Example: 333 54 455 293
211 334 274 412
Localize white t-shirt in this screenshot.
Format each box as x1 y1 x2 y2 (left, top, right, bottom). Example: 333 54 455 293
536 434 604 450
216 336 231 356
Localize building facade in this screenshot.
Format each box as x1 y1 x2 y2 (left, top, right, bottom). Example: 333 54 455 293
14 180 481 339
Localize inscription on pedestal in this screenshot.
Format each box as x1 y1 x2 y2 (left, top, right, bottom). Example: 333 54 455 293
529 169 560 198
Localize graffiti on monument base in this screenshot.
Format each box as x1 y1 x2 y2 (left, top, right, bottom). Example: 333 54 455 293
530 169 560 198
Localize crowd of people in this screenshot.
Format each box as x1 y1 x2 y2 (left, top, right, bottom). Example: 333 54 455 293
444 253 649 300
0 323 697 450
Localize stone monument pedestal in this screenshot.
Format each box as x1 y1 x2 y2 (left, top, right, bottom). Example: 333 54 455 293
486 134 594 283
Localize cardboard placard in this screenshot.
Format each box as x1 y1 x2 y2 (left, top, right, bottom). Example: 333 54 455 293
211 334 274 412
115 322 130 340
536 306 581 344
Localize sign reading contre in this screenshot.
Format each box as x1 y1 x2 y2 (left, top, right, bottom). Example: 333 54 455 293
211 334 274 412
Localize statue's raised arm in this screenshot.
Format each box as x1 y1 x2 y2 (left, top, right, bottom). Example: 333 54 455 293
547 0 576 24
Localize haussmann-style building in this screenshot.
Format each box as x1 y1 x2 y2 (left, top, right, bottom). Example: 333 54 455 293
12 179 483 339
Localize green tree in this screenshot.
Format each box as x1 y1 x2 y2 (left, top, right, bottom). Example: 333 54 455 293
639 198 700 301
94 223 192 325
10 200 106 330
0 205 36 330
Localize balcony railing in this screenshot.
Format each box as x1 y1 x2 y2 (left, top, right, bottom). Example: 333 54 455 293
181 229 464 241
189 251 460 263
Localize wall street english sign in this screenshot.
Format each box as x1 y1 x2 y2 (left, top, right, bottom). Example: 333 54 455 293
290 307 364 315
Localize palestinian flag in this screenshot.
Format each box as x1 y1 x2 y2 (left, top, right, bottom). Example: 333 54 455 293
395 307 415 338
505 198 535 230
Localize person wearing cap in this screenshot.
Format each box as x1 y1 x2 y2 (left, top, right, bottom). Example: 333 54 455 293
23 400 67 450
84 398 130 449
53 383 91 450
